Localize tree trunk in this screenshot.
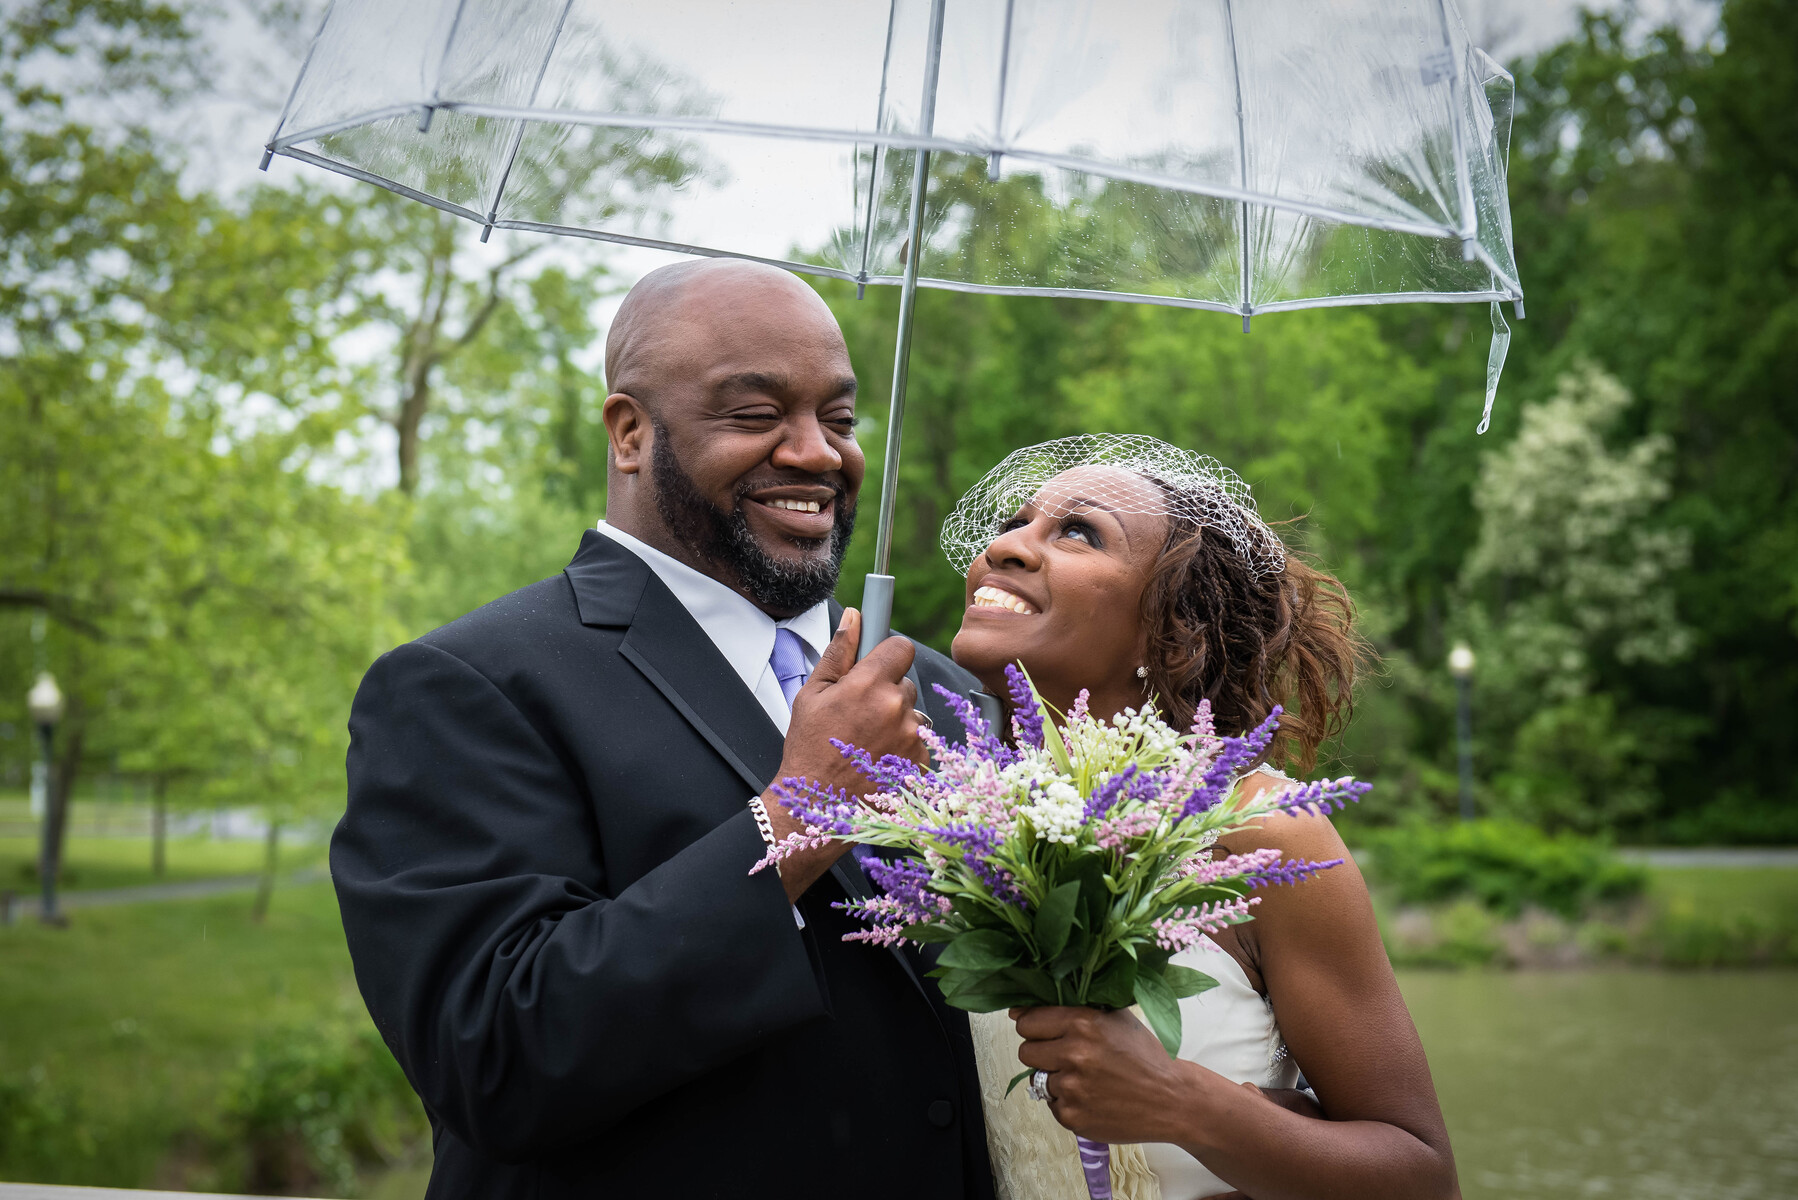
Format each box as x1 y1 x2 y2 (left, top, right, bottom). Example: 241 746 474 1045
251 818 282 923
395 372 429 496
151 777 167 879
37 722 83 927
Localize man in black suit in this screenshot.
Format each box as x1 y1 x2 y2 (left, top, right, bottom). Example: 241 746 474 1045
333 260 995 1198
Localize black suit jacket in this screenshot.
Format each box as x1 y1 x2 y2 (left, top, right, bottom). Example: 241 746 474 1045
334 531 996 1199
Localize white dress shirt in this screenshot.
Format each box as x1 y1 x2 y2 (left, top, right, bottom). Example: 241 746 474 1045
593 521 832 733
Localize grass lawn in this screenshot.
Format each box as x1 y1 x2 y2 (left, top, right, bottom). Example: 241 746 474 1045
1 833 327 894
0 880 382 1188
1647 865 1798 918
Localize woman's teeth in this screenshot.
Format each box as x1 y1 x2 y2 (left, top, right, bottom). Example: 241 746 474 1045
766 498 822 513
973 585 1038 615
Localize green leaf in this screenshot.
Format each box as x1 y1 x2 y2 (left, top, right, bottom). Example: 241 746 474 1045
1134 969 1185 1057
1048 928 1091 980
1005 1067 1036 1098
940 984 1042 1013
1085 954 1139 1010
899 922 958 945
1042 712 1074 775
937 928 1022 972
1163 964 1221 1000
1033 880 1082 960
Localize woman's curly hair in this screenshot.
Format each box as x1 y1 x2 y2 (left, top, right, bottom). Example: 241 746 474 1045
1139 514 1366 773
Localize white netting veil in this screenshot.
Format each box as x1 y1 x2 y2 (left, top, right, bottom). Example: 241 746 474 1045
939 434 1287 580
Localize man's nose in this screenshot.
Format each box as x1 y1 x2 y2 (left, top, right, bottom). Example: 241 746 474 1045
770 412 843 476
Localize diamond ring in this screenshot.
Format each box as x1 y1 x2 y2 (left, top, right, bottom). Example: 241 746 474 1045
1025 1069 1052 1102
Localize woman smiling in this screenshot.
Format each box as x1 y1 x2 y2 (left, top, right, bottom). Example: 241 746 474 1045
942 436 1459 1200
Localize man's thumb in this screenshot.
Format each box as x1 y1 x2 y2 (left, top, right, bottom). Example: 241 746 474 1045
809 608 860 685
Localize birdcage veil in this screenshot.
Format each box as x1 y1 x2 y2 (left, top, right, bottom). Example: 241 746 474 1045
939 434 1287 580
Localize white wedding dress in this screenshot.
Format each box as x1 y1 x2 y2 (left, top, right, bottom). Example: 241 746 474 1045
971 764 1303 1200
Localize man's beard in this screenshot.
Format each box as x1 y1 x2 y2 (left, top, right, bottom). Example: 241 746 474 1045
651 426 856 618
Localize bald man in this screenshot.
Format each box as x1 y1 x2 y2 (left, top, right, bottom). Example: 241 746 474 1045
334 261 996 1200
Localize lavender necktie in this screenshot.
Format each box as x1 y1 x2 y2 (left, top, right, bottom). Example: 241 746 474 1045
770 627 809 712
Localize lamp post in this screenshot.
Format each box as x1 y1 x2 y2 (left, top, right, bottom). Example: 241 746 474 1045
1447 643 1476 822
27 672 67 925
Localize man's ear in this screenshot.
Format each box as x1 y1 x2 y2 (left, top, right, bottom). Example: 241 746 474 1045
603 392 650 475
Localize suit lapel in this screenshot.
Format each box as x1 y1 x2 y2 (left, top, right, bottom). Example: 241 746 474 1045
571 534 936 1005
568 532 782 801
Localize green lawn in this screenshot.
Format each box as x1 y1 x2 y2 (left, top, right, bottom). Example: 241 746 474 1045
1 833 327 894
2 859 1793 1192
1648 865 1798 918
0 880 389 1189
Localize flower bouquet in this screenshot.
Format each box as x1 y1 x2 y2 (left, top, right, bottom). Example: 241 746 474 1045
754 666 1368 1200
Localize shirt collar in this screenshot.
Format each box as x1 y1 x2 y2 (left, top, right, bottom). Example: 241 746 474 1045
594 520 832 685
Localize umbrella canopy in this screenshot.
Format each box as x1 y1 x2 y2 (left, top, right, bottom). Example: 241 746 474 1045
268 0 1520 321
265 0 1523 649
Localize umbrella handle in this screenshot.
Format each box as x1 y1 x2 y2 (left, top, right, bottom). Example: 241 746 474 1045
858 573 896 659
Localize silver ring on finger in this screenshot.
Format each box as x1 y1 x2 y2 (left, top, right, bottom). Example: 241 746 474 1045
911 708 933 730
1026 1069 1052 1103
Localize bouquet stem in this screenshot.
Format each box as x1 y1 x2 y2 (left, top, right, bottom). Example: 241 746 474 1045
1076 1136 1113 1200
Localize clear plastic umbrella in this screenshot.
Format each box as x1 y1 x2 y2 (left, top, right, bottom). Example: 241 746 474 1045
265 0 1524 654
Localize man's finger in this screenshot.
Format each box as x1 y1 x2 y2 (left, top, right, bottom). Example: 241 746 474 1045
809 609 860 686
852 632 917 684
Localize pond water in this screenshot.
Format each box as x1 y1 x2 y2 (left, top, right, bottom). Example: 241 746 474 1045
367 970 1798 1200
1400 969 1798 1200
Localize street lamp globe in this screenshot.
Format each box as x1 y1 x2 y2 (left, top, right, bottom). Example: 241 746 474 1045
27 672 64 728
1447 643 1476 680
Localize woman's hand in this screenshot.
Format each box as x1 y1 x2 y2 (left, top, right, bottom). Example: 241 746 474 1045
1012 1006 1213 1145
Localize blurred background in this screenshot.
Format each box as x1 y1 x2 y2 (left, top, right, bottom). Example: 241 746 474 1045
1 1 1793 1196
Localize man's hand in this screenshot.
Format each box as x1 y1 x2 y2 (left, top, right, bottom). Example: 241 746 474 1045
760 609 926 901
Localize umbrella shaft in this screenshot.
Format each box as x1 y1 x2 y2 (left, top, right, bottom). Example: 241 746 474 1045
870 0 946 580
871 151 929 578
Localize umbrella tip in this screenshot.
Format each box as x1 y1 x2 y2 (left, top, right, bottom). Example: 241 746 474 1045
987 152 1003 182
1242 314 1251 334
1513 299 1526 320
258 148 272 172
417 105 435 134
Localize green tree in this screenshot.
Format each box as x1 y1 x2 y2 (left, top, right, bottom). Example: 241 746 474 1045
1457 365 1696 830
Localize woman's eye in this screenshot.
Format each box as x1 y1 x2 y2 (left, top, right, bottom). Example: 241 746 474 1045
1060 520 1100 547
998 517 1029 534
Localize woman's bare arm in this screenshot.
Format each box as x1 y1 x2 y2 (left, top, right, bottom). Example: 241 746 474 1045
1013 781 1459 1200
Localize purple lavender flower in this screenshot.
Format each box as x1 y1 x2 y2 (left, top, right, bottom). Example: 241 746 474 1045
830 738 924 790
1004 663 1045 749
1180 706 1285 819
861 854 942 926
769 775 857 836
924 818 1021 905
932 683 1007 760
1274 776 1373 816
1085 765 1140 820
1246 856 1346 888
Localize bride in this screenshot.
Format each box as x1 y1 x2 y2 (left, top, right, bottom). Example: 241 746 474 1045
938 436 1459 1200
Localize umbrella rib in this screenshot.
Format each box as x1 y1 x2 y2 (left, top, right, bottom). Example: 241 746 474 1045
987 0 1016 181
1222 0 1251 327
1433 0 1479 252
870 0 948 583
479 0 576 242
267 145 486 225
857 0 901 295
262 0 335 170
274 103 1466 245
